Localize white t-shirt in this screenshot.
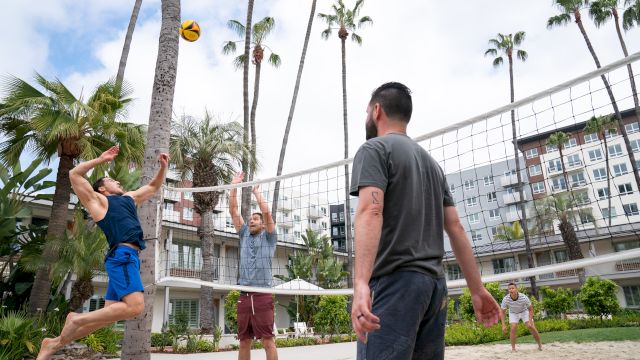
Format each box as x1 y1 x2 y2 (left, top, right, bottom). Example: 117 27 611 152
501 293 531 314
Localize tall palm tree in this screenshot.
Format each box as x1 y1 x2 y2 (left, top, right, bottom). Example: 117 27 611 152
170 113 248 333
493 221 525 241
0 75 145 313
590 0 640 122
484 32 537 297
584 115 617 226
533 194 588 284
318 0 372 287
547 131 572 193
116 0 143 88
548 0 640 195
223 16 281 181
273 0 318 216
121 0 180 357
240 0 255 224
622 0 640 30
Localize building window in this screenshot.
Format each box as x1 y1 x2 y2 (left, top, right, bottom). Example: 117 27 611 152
490 226 498 237
529 164 542 176
466 197 478 207
614 240 640 252
548 159 562 173
164 201 174 212
623 203 640 216
470 230 483 241
593 168 608 181
588 149 603 162
575 192 590 205
602 207 617 219
484 176 494 186
566 154 581 167
584 133 599 143
609 144 624 157
169 299 199 328
171 242 201 270
183 192 193 201
492 257 516 274
623 286 640 307
625 122 640 134
570 172 586 188
551 176 567 191
464 180 475 191
605 128 618 138
525 148 538 159
294 231 301 239
294 215 301 222
489 209 500 220
449 183 456 194
632 139 640 153
613 163 629 177
554 249 569 263
532 181 545 194
546 143 558 153
468 213 480 224
183 208 193 221
504 169 516 178
619 183 633 195
487 192 497 203
564 138 578 148
597 187 610 200
446 263 464 280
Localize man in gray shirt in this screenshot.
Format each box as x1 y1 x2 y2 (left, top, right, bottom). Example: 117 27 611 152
350 82 501 359
230 172 278 360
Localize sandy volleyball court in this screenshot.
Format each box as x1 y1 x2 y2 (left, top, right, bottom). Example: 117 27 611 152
445 341 640 360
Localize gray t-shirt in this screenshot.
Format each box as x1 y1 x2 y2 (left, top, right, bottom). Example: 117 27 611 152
350 133 454 279
238 224 277 287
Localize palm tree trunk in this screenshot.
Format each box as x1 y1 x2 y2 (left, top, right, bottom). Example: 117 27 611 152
558 217 586 285
121 0 180 358
508 56 538 298
340 37 353 288
116 0 143 88
199 210 216 333
27 155 74 313
69 276 94 312
240 0 254 222
604 132 612 226
272 0 317 216
248 60 261 182
575 12 640 197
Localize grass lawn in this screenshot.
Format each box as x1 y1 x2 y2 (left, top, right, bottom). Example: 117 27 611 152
493 327 640 344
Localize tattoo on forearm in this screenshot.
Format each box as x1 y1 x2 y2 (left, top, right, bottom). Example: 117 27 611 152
372 192 380 204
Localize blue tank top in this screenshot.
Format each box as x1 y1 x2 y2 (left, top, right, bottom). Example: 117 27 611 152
96 195 145 251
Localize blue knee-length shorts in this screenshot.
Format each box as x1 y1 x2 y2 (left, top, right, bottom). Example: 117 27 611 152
104 245 144 301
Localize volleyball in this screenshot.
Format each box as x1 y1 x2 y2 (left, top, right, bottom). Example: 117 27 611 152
179 20 201 42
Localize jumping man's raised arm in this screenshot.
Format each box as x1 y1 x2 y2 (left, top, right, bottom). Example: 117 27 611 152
229 172 245 233
125 153 169 205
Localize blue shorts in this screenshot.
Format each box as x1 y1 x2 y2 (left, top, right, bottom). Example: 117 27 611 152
357 271 448 360
105 245 144 301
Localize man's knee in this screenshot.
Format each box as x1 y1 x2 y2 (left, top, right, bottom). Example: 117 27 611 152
262 337 276 350
239 339 253 349
123 293 145 318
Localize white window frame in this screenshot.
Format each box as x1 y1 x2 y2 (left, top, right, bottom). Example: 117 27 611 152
623 203 639 216
605 128 618 139
487 192 497 203
609 144 624 157
584 133 599 143
183 207 194 220
484 176 494 186
613 163 629 177
564 138 578 148
570 172 586 187
465 197 478 207
529 164 542 176
525 148 538 159
619 183 633 195
593 168 607 181
468 213 480 224
464 180 475 191
548 159 562 173
449 183 456 194
625 122 640 134
566 154 581 167
470 229 483 241
488 209 500 220
602 207 617 219
588 149 603 162
551 176 567 191
546 143 558 153
597 187 610 200
532 181 545 194
632 139 640 153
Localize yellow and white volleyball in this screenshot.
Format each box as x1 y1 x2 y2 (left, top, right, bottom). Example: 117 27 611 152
179 20 201 42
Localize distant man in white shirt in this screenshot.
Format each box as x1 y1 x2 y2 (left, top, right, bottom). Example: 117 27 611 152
500 282 542 352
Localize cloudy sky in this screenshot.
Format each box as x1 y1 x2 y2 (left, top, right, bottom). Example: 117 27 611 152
3 0 640 178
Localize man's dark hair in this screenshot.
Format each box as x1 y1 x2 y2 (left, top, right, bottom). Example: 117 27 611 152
92 177 107 193
507 282 517 288
369 82 413 123
252 212 264 223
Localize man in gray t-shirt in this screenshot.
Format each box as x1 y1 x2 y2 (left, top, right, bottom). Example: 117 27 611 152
229 172 278 360
350 82 501 360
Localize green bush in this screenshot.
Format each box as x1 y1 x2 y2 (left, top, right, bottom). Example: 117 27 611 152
0 311 39 358
224 290 240 334
578 277 620 319
273 337 318 348
80 327 122 355
459 282 504 321
195 338 214 352
534 318 569 333
540 286 574 318
151 332 172 348
313 295 351 335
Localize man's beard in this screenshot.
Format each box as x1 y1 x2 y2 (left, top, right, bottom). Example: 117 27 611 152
365 118 378 140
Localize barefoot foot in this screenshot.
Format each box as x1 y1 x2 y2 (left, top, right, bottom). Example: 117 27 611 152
36 338 61 360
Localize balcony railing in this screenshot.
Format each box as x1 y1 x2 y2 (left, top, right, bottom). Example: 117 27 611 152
615 258 640 271
500 174 523 187
162 210 181 222
503 192 527 204
308 207 323 219
169 257 221 280
164 189 181 202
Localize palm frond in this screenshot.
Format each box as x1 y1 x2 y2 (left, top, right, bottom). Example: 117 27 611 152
268 53 282 68
513 31 526 45
222 41 238 55
321 27 333 40
233 54 247 70
547 13 572 28
623 0 640 31
517 49 528 62
484 48 498 57
351 32 363 45
492 56 504 68
227 19 246 38
358 16 373 27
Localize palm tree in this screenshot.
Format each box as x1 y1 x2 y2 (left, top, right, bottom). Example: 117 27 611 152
116 0 143 88
493 221 525 241
0 75 145 313
484 32 537 297
318 0 372 287
121 0 180 357
223 16 281 181
622 0 640 30
533 194 588 284
584 115 617 226
548 0 640 195
589 0 640 122
273 0 318 216
240 0 255 224
547 132 572 193
170 113 248 333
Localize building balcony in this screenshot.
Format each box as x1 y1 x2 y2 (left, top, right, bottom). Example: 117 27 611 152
503 192 527 204
505 211 521 222
278 199 293 211
169 257 220 280
615 258 640 271
276 218 293 228
164 189 181 202
162 210 181 222
565 161 583 171
308 207 323 219
500 174 524 187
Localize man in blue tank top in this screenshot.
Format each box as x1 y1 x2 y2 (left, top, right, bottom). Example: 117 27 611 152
38 146 168 360
229 172 278 360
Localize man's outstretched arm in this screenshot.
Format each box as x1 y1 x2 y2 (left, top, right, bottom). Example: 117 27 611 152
126 153 169 205
229 172 245 233
70 146 119 218
252 184 274 234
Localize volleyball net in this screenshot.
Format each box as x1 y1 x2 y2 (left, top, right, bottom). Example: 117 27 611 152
155 51 640 297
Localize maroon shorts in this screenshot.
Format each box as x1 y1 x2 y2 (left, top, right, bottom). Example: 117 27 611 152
237 292 274 340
